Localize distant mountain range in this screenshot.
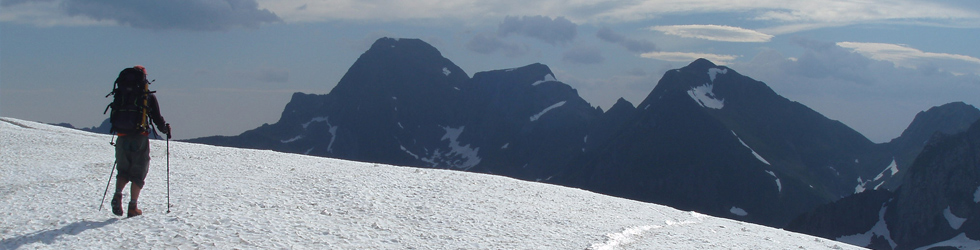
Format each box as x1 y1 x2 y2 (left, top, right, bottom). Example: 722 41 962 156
70 37 979 245
788 118 980 250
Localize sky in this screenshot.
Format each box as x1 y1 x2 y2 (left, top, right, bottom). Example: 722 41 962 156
2 0 979 142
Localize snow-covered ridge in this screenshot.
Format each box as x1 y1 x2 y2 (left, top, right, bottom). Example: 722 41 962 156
0 117 862 249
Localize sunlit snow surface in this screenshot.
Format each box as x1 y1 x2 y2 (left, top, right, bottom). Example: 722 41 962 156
0 117 863 249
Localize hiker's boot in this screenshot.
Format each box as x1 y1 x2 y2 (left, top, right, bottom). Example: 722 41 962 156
111 193 123 216
127 201 142 217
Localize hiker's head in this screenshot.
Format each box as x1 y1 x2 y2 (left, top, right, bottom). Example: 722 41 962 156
134 65 146 75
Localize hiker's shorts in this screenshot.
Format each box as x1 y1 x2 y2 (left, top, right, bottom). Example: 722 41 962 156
115 134 150 187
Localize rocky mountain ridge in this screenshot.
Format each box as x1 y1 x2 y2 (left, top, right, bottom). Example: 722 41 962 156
169 37 978 229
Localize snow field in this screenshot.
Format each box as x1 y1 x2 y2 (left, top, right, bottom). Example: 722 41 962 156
0 118 863 249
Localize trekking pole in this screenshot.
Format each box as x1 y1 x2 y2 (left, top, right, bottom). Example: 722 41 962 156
99 161 116 211
166 136 171 213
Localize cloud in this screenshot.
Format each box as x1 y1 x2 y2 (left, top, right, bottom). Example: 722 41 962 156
837 42 980 75
7 0 978 34
596 27 657 53
465 33 528 57
57 0 281 31
782 38 877 84
640 51 738 65
497 15 577 45
562 46 604 64
651 24 773 42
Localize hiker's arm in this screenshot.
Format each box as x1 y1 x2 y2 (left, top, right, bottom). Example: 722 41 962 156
147 94 169 135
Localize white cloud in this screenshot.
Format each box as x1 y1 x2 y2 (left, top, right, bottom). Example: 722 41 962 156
837 42 980 75
255 0 980 28
752 1 979 23
651 25 773 42
640 51 738 65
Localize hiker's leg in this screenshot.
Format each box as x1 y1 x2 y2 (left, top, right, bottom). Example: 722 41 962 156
115 175 129 194
130 183 142 203
111 175 128 216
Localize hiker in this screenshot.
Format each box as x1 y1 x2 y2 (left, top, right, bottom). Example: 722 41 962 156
108 65 171 217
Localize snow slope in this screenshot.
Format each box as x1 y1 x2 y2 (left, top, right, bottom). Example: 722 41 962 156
0 117 863 249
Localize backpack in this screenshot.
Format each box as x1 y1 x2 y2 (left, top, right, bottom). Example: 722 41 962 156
104 67 155 135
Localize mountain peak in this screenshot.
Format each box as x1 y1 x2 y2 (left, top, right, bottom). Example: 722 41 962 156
470 63 557 88
895 101 980 144
367 37 441 56
685 58 718 70
330 37 468 97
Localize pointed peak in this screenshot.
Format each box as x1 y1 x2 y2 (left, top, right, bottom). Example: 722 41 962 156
613 98 634 108
606 98 636 113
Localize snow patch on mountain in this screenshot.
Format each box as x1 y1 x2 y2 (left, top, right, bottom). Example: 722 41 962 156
854 158 899 194
730 207 748 216
837 204 897 249
442 67 451 76
530 101 567 122
422 126 481 170
532 73 557 86
281 135 302 143
687 84 724 109
708 68 728 82
732 131 769 165
944 207 967 230
766 170 782 193
855 178 868 194
287 117 340 153
302 117 330 129
915 233 980 250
